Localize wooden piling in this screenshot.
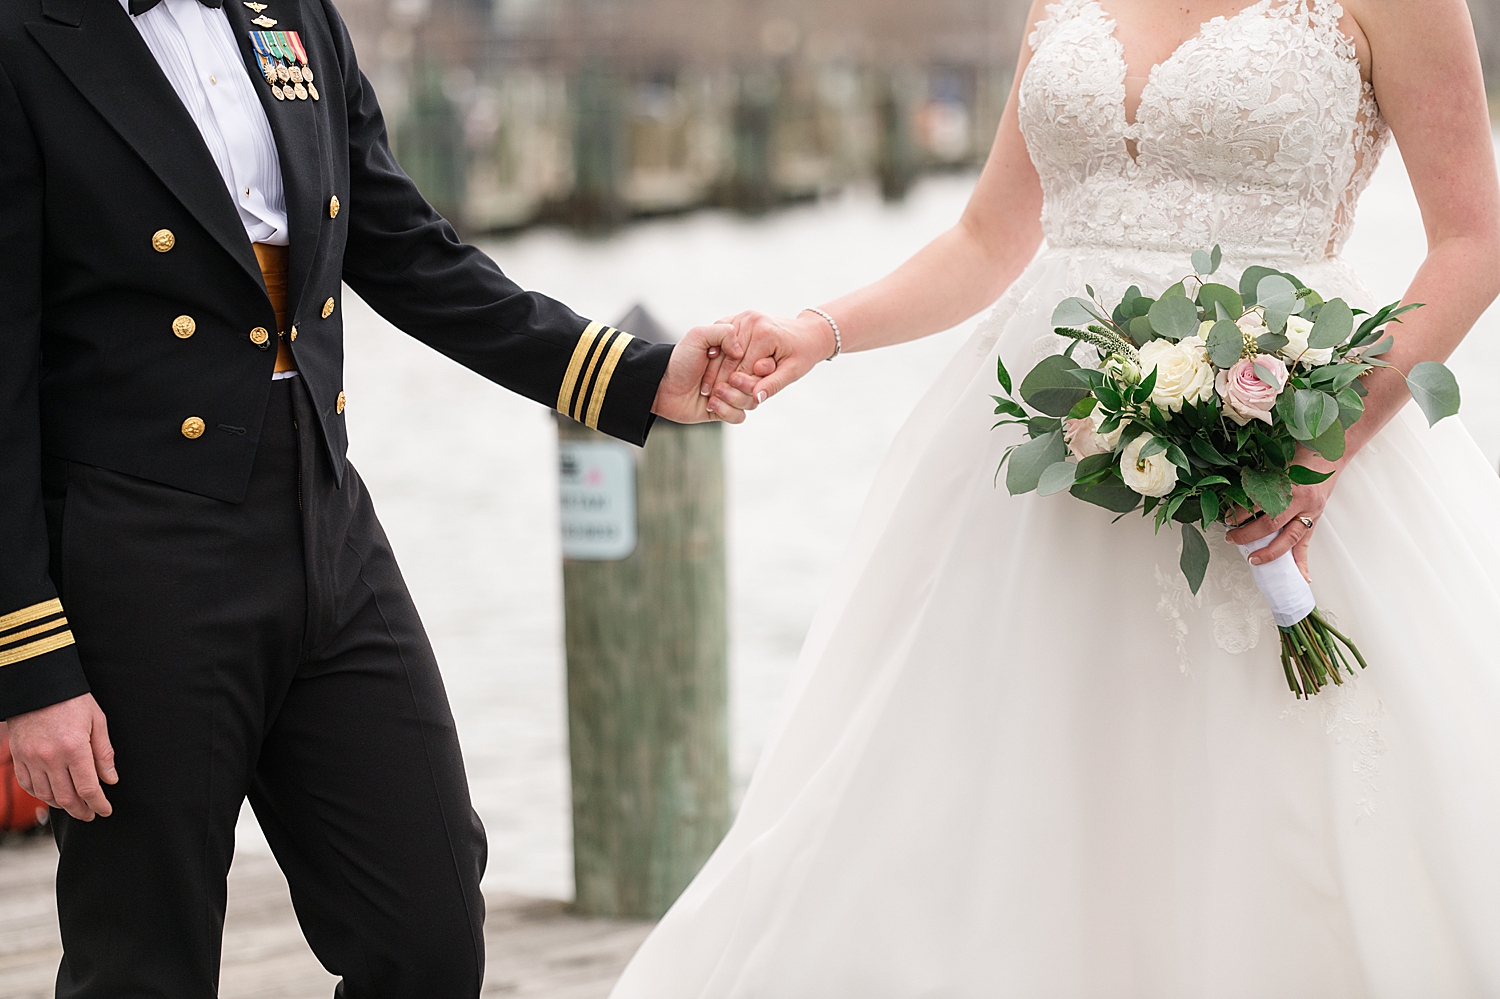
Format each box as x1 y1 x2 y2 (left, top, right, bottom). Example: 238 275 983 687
559 307 731 919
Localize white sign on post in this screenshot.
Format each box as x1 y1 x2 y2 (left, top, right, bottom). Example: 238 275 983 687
558 440 638 561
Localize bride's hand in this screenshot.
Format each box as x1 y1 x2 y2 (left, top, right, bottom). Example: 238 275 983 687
703 310 837 412
1224 447 1343 583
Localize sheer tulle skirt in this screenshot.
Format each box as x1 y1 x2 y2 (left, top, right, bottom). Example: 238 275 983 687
609 247 1500 999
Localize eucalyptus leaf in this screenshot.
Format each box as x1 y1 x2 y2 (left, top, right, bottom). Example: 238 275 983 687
1148 294 1201 340
1019 355 1089 417
1198 283 1243 322
1264 308 1290 334
1071 473 1143 513
1288 389 1329 441
1006 429 1067 495
1037 460 1080 496
1308 298 1353 349
1252 361 1284 391
1206 319 1244 368
1180 523 1211 595
1192 249 1213 275
1128 315 1155 346
1052 297 1107 328
1309 415 1346 461
1336 385 1364 426
1241 467 1294 519
1161 281 1188 299
1256 333 1289 353
1211 244 1222 273
1361 334 1395 358
1239 265 1280 305
1407 361 1461 426
1256 274 1300 315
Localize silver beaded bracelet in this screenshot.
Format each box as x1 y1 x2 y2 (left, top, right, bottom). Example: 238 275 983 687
803 307 842 361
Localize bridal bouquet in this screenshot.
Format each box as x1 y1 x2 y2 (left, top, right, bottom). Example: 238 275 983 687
994 246 1460 697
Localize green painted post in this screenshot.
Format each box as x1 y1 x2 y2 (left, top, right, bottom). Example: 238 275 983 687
558 306 731 919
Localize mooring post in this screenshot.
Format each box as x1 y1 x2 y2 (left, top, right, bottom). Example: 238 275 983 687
557 305 731 919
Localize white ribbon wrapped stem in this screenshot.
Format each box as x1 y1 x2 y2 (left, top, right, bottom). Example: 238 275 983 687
1237 533 1316 628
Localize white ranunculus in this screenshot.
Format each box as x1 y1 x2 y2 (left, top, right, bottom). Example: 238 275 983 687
1236 312 1268 338
1120 433 1179 498
1137 335 1217 413
1280 314 1335 367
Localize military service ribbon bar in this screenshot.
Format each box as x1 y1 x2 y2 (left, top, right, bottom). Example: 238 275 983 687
250 29 319 102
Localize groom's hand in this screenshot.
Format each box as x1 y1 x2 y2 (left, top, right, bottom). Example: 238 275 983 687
653 323 754 424
7 693 117 821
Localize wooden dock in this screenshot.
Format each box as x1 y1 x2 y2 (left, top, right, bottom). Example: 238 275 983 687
0 835 653 998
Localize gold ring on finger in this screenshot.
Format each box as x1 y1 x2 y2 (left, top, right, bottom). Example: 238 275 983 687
1298 515 1315 529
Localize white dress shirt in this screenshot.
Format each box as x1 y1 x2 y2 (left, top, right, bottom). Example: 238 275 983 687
120 0 289 245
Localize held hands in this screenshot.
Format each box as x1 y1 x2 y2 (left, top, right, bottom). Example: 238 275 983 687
7 693 117 821
701 311 837 415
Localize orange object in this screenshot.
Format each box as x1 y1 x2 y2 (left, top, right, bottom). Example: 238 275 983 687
0 722 48 833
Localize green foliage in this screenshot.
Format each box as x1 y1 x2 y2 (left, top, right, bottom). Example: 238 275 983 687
1180 523 1210 594
1197 283 1242 321
1206 319 1244 368
996 356 1012 396
1037 461 1079 496
1308 417 1346 462
1020 355 1089 417
1006 429 1065 495
1148 294 1200 340
1308 298 1353 349
1242 467 1293 519
1407 361 1461 426
1288 465 1334 485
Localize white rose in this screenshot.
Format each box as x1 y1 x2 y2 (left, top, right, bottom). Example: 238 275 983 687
1120 433 1179 498
1137 335 1217 412
1280 314 1335 367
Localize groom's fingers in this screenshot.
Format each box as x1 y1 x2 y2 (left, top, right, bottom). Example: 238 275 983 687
713 380 758 411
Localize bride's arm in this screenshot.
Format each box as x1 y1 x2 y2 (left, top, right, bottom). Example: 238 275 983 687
1228 0 1500 576
705 0 1049 412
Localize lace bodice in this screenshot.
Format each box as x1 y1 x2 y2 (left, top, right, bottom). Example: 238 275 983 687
1020 0 1388 261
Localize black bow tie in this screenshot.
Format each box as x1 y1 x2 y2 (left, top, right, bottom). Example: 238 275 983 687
128 0 224 16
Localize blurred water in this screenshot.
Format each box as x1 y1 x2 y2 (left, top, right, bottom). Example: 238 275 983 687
235 141 1500 900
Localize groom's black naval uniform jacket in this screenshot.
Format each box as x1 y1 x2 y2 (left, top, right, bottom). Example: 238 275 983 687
0 0 672 992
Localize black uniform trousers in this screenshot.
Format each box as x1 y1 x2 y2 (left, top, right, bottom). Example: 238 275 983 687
40 378 487 998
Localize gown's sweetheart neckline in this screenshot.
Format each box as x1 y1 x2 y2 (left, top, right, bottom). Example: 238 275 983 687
1049 0 1364 167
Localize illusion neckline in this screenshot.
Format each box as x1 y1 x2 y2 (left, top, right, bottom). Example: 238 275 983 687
1092 0 1275 134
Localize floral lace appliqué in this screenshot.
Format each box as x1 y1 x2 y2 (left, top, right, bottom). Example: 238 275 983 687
1019 0 1388 261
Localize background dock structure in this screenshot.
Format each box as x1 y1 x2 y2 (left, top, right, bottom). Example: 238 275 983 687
0 835 653 999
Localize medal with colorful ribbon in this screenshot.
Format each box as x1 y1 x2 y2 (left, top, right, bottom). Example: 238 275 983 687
249 29 319 102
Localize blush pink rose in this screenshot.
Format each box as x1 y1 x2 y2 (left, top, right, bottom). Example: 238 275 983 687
1215 354 1288 426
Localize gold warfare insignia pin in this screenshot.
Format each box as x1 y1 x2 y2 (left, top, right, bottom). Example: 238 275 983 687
252 14 277 27
243 1 267 10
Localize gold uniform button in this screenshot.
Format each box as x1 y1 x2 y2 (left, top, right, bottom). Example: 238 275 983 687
290 326 299 342
321 297 335 319
250 326 270 346
172 315 196 339
336 391 346 414
329 196 340 219
181 417 206 439
152 229 176 253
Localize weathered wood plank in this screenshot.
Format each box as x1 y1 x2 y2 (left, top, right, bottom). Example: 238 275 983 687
0 837 652 999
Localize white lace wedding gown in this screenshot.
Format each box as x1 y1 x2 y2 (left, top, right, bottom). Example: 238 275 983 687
611 1 1500 995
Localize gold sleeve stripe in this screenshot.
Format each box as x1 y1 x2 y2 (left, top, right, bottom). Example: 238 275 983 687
556 321 605 415
0 629 75 669
0 618 70 649
572 328 620 422
585 331 635 430
0 598 63 635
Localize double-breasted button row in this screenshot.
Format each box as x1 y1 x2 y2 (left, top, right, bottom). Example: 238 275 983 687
181 417 205 439
152 229 175 253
